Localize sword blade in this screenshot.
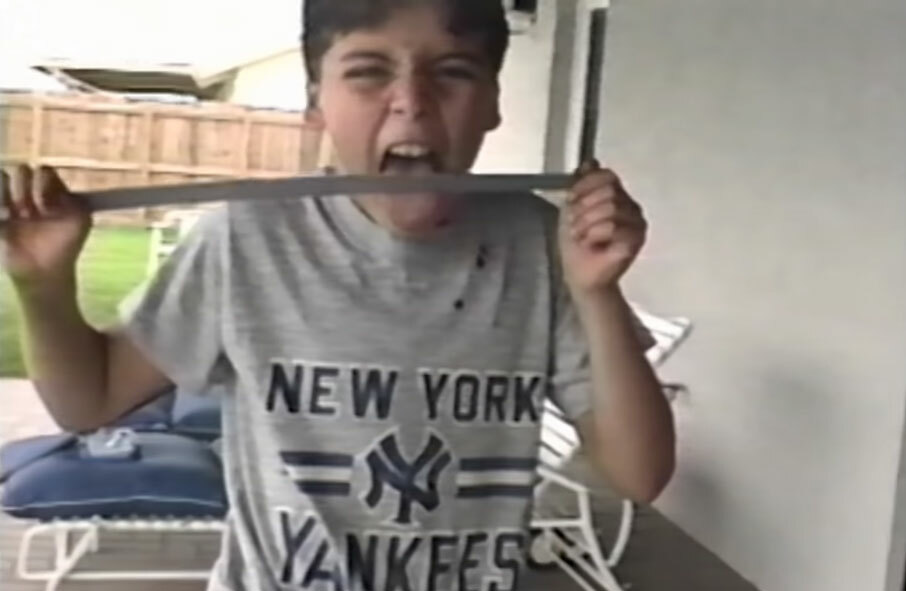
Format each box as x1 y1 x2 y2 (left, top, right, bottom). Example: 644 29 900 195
0 173 573 222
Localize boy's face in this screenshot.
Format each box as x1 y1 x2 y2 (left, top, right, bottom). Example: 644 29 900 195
308 5 502 236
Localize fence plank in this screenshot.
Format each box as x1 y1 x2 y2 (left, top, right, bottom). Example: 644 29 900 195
29 100 44 165
140 110 154 185
1 91 322 223
240 114 252 174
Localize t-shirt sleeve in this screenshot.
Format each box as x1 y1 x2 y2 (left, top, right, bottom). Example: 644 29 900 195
548 282 658 422
119 208 227 392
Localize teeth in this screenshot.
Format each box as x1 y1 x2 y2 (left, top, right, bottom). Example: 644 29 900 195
388 143 431 158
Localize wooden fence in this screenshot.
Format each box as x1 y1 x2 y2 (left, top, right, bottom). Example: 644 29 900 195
0 91 329 223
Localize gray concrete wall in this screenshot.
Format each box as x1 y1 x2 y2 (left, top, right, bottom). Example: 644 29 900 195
594 1 906 590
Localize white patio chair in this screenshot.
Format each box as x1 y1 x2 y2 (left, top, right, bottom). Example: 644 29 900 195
9 307 691 591
529 307 693 591
15 519 224 591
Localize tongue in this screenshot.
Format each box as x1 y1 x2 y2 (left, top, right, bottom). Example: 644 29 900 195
382 155 436 175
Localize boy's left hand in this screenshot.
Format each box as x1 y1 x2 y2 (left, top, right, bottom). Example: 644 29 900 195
560 161 647 295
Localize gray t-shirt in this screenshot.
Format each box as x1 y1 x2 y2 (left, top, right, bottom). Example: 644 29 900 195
123 192 603 591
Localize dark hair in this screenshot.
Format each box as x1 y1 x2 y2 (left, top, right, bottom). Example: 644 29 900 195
302 0 510 103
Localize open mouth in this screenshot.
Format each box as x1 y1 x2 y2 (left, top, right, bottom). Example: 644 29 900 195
380 143 442 175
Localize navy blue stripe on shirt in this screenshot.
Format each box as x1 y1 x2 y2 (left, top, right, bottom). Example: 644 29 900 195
294 481 351 496
457 485 535 499
280 451 353 467
460 457 538 472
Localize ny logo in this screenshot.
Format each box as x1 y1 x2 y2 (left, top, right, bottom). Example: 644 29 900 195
363 431 452 526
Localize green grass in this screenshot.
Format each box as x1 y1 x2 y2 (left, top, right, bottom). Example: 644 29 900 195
0 227 151 378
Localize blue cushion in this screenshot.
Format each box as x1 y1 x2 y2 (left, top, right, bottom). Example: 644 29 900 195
1 432 227 520
112 389 176 430
0 434 76 484
171 388 223 441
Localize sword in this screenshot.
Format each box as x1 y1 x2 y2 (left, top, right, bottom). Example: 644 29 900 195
1 7 608 221
0 173 574 222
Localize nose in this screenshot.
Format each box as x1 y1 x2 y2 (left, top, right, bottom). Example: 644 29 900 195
389 72 433 119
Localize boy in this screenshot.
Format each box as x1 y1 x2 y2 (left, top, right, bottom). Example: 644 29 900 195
1 1 675 589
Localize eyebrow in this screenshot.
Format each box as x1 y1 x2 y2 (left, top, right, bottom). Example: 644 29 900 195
339 50 488 68
433 52 487 67
340 50 392 63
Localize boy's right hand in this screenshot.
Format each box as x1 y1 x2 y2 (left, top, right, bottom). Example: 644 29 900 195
1 165 92 287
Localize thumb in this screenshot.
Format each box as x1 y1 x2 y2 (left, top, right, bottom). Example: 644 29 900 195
574 158 601 178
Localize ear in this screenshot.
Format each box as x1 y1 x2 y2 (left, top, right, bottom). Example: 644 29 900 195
486 106 502 132
304 107 325 129
303 83 325 128
483 85 502 132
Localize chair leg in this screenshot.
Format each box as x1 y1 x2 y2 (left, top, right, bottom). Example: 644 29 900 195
88 524 100 553
527 528 559 569
16 523 97 591
53 527 68 570
607 500 634 568
577 492 625 591
46 526 96 591
17 524 52 581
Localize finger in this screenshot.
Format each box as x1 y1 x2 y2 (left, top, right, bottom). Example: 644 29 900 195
11 165 38 220
567 189 618 221
574 219 616 243
573 158 601 178
568 168 621 205
610 197 646 227
581 224 645 252
34 166 70 215
1 169 17 222
569 200 617 232
0 169 9 200
572 212 647 242
601 227 645 253
614 189 643 216
570 198 645 233
609 210 648 232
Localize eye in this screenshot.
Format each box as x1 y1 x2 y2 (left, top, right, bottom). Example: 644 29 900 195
436 66 478 81
344 66 391 80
